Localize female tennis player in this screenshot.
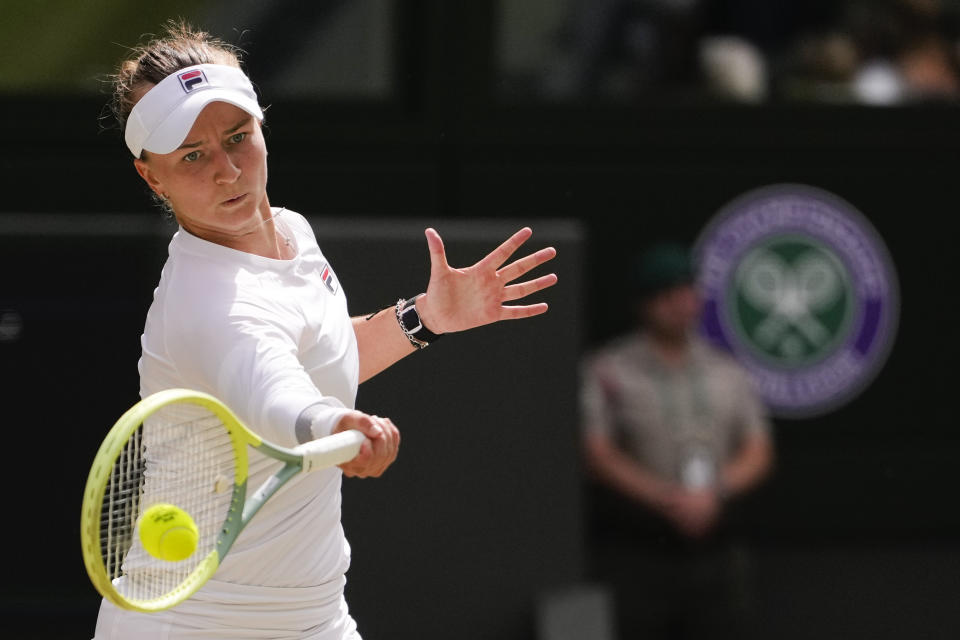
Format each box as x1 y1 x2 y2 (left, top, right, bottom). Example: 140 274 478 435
93 21 557 640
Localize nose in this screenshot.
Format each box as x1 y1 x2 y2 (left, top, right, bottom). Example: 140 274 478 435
213 148 241 184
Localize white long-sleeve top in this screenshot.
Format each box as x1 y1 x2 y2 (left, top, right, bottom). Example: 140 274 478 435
128 208 359 626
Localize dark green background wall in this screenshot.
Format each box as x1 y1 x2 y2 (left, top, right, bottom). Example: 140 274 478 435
2 2 958 638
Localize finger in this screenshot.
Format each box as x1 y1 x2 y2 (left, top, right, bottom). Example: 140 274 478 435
335 411 383 439
370 417 395 468
425 228 450 273
381 418 399 465
355 417 383 440
496 246 557 283
502 273 558 302
379 419 400 475
366 416 399 477
478 227 533 270
363 432 386 477
378 417 400 451
335 412 381 477
497 302 549 320
339 439 374 477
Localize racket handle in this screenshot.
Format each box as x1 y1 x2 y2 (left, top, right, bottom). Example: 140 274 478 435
296 429 367 472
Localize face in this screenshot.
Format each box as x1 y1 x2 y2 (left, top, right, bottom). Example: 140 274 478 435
640 283 702 340
134 101 269 246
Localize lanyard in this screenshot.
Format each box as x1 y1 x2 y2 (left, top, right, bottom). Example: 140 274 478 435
648 349 716 488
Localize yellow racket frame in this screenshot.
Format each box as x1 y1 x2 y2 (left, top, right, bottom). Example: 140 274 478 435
81 388 365 612
80 389 256 612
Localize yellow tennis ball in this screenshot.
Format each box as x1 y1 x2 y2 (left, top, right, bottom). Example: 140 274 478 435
138 503 199 562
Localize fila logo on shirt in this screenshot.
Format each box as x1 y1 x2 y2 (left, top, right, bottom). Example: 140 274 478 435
178 69 209 93
319 263 339 294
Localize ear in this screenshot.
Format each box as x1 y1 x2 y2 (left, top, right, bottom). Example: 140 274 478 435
257 119 268 156
134 158 165 197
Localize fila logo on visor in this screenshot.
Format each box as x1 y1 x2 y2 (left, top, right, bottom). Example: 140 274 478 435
178 69 209 93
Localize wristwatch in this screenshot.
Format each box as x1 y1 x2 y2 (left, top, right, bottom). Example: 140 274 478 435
396 296 443 349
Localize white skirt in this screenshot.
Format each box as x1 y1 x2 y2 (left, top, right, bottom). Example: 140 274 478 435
93 576 360 640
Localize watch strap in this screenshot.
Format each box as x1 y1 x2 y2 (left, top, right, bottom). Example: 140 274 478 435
396 296 443 348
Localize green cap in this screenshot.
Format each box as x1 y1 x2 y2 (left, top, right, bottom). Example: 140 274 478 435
630 243 695 300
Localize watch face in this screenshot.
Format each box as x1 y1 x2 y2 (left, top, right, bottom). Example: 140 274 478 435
401 305 422 333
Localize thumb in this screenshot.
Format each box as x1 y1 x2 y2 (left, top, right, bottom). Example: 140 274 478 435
425 228 449 274
334 411 383 439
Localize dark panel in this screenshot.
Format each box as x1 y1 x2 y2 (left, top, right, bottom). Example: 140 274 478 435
0 214 583 640
0 214 172 635
313 218 585 640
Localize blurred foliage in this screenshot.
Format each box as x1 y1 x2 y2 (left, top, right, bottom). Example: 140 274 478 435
0 1 205 94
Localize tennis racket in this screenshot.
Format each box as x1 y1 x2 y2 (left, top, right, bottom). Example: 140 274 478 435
80 388 366 613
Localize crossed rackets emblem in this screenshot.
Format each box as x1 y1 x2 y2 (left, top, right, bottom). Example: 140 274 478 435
735 247 845 356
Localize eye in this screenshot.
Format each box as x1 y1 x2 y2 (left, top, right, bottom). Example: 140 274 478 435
229 132 247 144
183 150 201 163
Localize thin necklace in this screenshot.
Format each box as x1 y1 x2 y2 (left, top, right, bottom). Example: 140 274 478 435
273 207 292 247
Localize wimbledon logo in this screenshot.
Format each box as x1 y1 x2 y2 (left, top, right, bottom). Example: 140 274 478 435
694 184 899 419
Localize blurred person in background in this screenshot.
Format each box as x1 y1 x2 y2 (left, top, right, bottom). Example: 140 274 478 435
544 0 960 104
544 0 706 101
579 242 774 640
773 0 960 103
544 0 840 103
847 0 960 103
698 0 840 102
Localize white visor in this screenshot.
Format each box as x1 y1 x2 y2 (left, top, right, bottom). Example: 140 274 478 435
124 63 263 158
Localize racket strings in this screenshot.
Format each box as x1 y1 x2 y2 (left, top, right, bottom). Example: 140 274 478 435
99 403 238 602
103 425 144 580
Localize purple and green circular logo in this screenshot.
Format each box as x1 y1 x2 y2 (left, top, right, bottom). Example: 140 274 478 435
694 184 899 419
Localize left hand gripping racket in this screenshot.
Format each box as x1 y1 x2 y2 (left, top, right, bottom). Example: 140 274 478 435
80 388 366 612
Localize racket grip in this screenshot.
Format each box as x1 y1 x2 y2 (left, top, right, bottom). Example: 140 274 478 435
296 429 367 472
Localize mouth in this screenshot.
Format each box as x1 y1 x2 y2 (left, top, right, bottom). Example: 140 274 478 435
221 193 248 206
